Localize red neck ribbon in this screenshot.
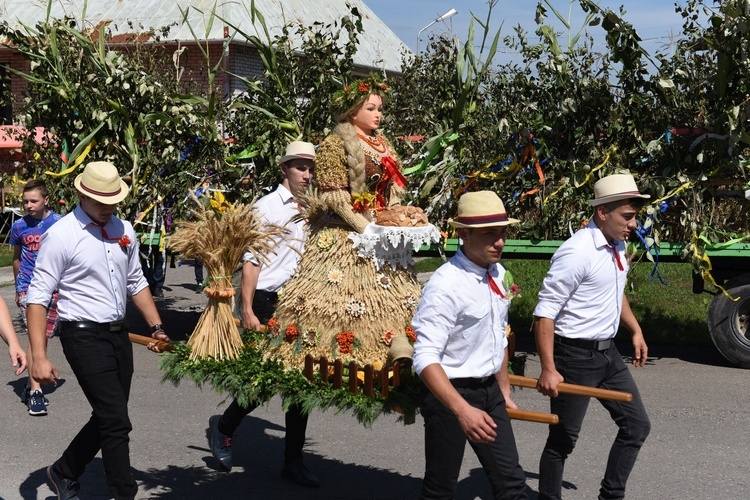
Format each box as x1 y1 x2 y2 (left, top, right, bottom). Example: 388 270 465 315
486 270 505 298
609 244 624 271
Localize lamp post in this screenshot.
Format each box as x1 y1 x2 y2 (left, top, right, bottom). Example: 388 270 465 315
416 8 458 54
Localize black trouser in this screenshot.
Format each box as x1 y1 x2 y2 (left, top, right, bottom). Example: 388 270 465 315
218 290 309 464
139 243 165 292
538 341 651 500
419 378 529 500
55 322 136 500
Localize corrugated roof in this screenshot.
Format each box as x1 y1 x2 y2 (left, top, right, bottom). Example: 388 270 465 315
0 0 409 72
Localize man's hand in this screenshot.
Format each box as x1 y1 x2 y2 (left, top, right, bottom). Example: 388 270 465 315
632 331 648 367
242 305 261 331
147 329 171 353
8 344 27 376
32 356 59 385
456 405 498 443
536 368 564 398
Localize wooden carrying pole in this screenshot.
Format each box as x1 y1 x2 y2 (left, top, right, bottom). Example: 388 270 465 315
509 374 633 402
507 408 558 424
128 333 172 353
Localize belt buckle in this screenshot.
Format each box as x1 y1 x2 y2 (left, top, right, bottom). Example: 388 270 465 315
109 321 124 332
479 376 490 383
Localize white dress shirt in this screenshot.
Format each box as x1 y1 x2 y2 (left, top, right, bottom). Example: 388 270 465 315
242 184 306 292
533 219 627 340
26 204 148 322
412 248 510 379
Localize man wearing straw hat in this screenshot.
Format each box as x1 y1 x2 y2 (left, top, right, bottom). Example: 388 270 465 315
533 173 651 500
412 190 529 499
208 141 320 487
27 161 169 500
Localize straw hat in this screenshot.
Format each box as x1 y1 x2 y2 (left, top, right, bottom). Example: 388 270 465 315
589 173 650 206
448 191 519 228
279 141 316 164
74 161 130 204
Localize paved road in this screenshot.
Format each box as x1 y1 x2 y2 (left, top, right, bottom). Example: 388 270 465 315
0 262 748 499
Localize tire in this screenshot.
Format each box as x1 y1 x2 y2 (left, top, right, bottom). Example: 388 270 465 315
708 284 750 368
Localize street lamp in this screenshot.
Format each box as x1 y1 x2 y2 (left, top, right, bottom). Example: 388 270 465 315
416 8 458 54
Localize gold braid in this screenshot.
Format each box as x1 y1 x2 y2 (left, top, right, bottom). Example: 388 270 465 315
336 123 367 196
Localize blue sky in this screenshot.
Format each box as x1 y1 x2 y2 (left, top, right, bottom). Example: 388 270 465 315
368 1 694 60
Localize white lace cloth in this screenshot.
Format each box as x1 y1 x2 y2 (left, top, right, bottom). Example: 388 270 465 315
349 223 441 270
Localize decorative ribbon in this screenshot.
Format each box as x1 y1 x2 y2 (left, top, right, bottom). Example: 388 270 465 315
375 155 406 209
90 223 129 248
381 155 407 188
608 244 624 271
44 139 96 177
486 270 505 298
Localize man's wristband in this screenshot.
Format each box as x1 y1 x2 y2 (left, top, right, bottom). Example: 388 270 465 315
150 323 164 334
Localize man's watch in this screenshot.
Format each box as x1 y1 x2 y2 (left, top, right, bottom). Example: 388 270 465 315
150 323 164 334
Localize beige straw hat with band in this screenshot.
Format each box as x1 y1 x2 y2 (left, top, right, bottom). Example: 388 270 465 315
279 141 316 164
589 173 650 207
74 161 130 204
448 191 519 228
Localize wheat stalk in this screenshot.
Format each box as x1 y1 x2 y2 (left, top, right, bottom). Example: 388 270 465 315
169 202 286 360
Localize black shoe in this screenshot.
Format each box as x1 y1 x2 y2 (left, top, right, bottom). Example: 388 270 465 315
153 288 164 298
208 415 233 471
47 465 80 500
281 459 320 488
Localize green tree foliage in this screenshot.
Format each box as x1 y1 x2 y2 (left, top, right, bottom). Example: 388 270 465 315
1 0 749 252
0 9 229 220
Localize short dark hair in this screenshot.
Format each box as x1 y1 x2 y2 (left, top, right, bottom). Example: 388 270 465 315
603 197 646 212
23 179 49 198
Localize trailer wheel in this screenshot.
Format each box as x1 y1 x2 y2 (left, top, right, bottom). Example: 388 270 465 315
708 284 750 368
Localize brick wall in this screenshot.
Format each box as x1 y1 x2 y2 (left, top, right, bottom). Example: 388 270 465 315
0 51 31 120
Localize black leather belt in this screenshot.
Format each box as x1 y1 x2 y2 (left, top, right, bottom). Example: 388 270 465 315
254 290 278 301
450 376 494 388
555 335 612 351
59 320 126 333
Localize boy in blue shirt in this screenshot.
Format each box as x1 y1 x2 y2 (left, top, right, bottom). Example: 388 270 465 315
11 179 62 415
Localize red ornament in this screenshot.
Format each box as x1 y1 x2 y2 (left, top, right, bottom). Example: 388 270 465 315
118 235 131 248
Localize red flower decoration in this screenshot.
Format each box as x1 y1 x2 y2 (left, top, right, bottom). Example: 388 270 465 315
405 326 416 343
337 331 355 354
357 82 370 92
118 235 131 248
285 322 300 342
267 317 281 336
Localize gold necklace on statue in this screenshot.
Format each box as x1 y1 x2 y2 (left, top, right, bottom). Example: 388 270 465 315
356 132 387 154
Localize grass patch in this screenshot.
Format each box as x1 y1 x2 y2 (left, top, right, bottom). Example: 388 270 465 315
416 256 713 347
414 256 446 274
0 244 13 268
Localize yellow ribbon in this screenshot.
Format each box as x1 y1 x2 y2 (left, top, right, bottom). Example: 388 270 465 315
689 233 738 301
44 139 95 177
541 146 617 205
